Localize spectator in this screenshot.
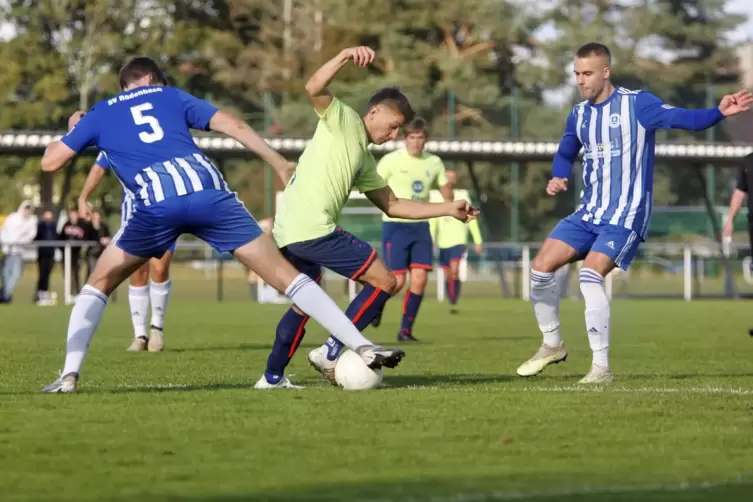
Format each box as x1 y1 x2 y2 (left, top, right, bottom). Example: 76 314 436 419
0 200 37 303
60 208 89 297
85 209 111 279
35 209 59 304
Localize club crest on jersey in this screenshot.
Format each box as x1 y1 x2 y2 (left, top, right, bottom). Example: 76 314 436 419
609 113 621 128
412 180 425 193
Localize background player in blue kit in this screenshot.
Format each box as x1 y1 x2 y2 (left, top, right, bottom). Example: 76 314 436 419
517 43 753 384
40 56 407 393
79 154 174 352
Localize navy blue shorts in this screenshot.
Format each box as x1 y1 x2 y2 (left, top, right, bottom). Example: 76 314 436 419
439 245 466 269
282 227 377 282
549 212 641 270
382 221 433 275
113 190 262 258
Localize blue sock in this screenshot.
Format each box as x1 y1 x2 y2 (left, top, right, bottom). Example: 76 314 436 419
446 279 461 305
265 308 309 383
401 291 423 333
324 285 390 360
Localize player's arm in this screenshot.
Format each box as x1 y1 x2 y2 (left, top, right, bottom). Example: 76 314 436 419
78 155 108 218
41 111 92 172
176 88 295 184
548 110 582 195
436 161 453 202
724 161 751 236
635 90 753 131
469 218 483 255
208 111 294 184
304 46 375 114
366 186 478 222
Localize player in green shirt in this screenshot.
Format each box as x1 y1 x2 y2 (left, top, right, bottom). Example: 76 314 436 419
259 46 479 387
371 118 453 341
430 170 484 313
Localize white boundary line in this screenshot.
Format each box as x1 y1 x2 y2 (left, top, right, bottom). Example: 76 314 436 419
52 382 753 396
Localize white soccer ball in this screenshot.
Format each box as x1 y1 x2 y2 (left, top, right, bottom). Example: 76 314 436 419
334 350 384 390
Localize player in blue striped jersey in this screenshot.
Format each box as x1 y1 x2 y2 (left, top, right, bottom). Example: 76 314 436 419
517 43 752 384
78 153 175 352
40 56 406 393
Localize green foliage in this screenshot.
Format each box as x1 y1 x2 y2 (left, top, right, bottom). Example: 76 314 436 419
0 0 746 239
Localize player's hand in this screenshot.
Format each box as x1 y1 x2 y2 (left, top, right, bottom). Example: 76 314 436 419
546 177 568 196
77 198 92 221
342 46 376 67
474 243 483 256
100 237 111 246
718 90 753 117
723 219 734 238
447 200 480 223
68 111 86 130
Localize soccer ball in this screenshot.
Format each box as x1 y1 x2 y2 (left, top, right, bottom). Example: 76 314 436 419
334 350 384 390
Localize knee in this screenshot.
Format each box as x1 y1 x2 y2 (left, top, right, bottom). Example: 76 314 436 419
379 272 398 296
531 255 559 274
410 269 429 290
150 263 169 283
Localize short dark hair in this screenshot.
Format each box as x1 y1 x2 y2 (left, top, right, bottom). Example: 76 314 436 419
119 56 168 90
404 116 429 136
576 43 612 64
365 87 415 122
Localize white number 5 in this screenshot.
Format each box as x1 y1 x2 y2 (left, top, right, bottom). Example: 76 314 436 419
130 103 164 143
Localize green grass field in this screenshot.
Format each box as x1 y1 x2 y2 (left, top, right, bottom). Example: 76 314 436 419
2 298 753 501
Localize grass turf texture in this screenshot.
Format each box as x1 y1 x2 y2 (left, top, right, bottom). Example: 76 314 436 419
1 299 752 501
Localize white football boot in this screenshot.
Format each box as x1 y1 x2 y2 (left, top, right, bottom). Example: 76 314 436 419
307 345 338 385
41 372 78 393
148 326 164 352
516 341 568 377
254 375 303 389
578 365 615 384
126 336 148 352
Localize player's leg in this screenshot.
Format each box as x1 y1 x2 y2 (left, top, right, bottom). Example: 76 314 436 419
145 244 174 352
371 223 401 327
190 192 405 373
42 208 178 393
577 226 640 384
516 218 592 377
307 232 399 382
126 262 151 352
398 224 433 342
256 250 320 389
446 245 466 312
42 245 149 393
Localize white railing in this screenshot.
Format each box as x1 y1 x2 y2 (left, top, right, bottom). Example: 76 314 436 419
4 240 748 304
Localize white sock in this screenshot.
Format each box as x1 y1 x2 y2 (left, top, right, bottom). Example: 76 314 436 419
285 274 372 350
62 285 108 376
530 269 562 347
128 285 150 339
149 279 171 329
579 268 610 369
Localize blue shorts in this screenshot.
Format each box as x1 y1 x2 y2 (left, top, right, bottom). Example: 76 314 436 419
282 228 376 282
439 245 466 269
549 212 641 270
113 190 262 258
382 221 433 275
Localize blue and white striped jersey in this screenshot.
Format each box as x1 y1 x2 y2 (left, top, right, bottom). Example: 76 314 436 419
64 86 228 209
552 87 725 239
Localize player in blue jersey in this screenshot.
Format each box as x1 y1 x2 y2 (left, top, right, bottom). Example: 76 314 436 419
516 43 753 384
40 56 408 393
78 153 174 352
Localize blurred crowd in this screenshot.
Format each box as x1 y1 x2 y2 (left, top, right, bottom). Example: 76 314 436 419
0 201 111 305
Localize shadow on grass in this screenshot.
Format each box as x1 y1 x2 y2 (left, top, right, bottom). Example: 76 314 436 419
117 477 752 502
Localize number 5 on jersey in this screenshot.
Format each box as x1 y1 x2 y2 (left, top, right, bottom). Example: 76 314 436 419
130 103 164 143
